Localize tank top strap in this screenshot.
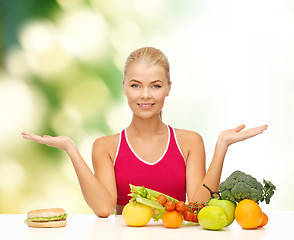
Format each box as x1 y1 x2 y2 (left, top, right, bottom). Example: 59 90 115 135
114 125 185 166
113 129 127 167
167 125 186 163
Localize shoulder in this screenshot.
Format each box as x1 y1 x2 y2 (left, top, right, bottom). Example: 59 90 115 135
173 128 205 160
93 133 120 148
173 128 204 145
92 133 121 162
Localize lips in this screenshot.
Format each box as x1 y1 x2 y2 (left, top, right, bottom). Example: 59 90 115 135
137 103 154 110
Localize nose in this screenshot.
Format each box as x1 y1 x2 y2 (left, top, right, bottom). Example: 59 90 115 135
141 87 151 99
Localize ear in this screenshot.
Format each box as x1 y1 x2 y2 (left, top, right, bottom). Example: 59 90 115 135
166 81 172 97
122 80 127 96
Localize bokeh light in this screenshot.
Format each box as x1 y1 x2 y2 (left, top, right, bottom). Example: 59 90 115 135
57 7 107 61
0 77 44 148
19 20 73 77
0 158 26 194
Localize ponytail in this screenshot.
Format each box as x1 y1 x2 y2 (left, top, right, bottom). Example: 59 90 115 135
159 110 163 120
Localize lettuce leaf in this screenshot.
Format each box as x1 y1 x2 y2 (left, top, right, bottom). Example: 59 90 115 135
24 213 68 223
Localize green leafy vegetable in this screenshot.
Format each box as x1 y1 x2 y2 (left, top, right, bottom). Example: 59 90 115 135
128 184 179 221
24 213 68 223
129 184 179 203
262 179 276 204
219 170 276 204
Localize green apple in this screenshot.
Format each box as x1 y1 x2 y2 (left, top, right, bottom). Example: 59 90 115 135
207 198 236 226
198 206 228 230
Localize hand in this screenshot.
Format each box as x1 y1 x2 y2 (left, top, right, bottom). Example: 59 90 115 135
21 132 74 152
218 124 268 147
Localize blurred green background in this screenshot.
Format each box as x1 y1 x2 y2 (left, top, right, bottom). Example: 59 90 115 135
0 0 194 213
1 0 294 213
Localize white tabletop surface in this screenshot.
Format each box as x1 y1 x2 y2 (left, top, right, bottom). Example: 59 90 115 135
1 211 292 240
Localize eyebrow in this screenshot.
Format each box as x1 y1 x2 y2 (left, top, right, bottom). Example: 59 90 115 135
129 79 163 83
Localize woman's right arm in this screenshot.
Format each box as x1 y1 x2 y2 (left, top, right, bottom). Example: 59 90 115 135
21 132 117 217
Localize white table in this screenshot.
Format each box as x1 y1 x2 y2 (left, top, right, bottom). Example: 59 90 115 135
1 211 291 240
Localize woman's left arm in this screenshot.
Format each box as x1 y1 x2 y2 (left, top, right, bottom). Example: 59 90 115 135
186 124 268 203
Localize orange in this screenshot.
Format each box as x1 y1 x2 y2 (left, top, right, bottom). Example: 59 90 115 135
162 210 183 228
259 212 268 227
235 199 263 229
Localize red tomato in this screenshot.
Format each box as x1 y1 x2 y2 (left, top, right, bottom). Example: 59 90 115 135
192 212 198 223
157 195 167 205
165 200 176 211
196 203 205 209
175 201 186 213
188 202 197 211
183 210 193 222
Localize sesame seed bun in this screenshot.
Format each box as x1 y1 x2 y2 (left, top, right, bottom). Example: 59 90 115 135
27 208 66 218
25 208 67 228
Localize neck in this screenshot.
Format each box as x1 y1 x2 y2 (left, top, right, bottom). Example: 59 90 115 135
127 114 166 136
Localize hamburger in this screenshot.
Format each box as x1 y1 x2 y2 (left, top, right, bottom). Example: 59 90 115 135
24 208 68 228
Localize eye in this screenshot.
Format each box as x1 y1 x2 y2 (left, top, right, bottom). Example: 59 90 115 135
130 84 140 88
152 84 162 88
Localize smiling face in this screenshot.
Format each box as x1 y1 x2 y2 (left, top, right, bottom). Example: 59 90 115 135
123 61 171 119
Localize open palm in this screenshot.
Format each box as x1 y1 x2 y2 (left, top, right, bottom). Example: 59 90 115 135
21 132 73 151
219 124 268 147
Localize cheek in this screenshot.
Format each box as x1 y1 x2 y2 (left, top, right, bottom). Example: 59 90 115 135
151 93 167 106
154 89 168 100
125 89 139 102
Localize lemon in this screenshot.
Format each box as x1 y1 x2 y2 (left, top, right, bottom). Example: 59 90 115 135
122 202 152 226
198 206 228 230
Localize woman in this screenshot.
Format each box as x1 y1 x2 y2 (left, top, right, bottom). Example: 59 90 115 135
21 47 268 217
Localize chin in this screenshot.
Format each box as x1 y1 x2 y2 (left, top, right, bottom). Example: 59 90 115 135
134 112 160 119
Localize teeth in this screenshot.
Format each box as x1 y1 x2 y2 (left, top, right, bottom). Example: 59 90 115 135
139 104 152 107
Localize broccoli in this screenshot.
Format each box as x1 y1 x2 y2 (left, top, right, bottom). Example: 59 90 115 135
219 170 276 204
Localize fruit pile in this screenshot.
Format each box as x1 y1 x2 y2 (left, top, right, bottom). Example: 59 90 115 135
156 194 205 228
123 171 275 230
196 183 270 230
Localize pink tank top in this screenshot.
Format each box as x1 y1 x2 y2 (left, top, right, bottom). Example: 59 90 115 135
114 125 186 205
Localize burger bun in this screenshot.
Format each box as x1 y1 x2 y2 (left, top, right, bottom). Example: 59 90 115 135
27 208 66 218
26 208 67 228
27 220 67 228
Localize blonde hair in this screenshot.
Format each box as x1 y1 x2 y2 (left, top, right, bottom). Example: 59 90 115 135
123 47 170 84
